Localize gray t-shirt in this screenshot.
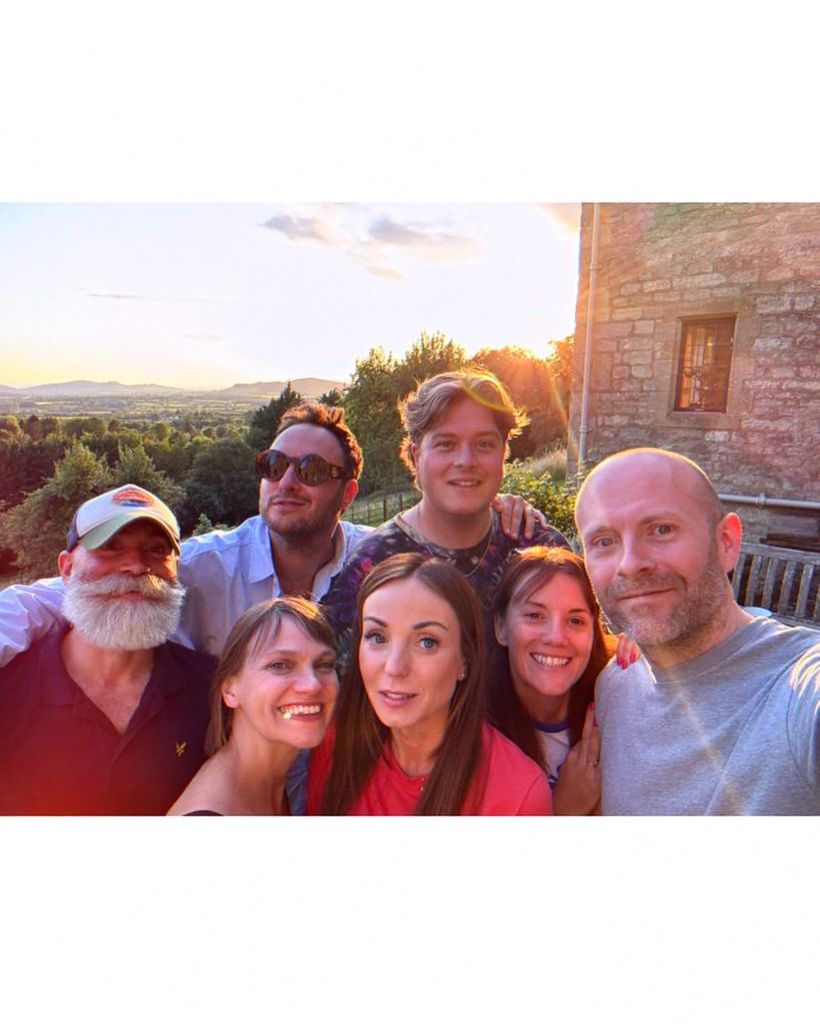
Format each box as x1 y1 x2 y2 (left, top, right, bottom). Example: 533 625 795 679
596 617 820 815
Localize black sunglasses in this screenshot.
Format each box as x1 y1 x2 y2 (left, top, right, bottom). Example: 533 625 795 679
256 449 353 486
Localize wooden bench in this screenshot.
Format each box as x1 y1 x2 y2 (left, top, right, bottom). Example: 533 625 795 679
732 542 820 629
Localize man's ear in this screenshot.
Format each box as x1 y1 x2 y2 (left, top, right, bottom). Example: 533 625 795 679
340 478 359 514
494 613 509 647
716 512 743 574
57 550 74 581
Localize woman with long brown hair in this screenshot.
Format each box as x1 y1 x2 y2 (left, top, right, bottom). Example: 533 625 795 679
169 597 339 816
308 552 551 815
490 546 628 816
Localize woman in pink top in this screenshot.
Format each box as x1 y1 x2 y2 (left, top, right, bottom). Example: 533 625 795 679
309 552 551 815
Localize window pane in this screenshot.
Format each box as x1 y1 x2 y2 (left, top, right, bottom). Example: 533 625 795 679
675 318 734 412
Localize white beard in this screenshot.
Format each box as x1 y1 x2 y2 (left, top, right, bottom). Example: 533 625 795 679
63 572 186 650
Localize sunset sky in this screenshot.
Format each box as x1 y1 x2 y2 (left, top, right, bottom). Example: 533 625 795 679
0 202 581 391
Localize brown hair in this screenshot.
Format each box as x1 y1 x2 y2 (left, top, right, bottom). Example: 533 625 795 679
206 596 338 755
321 553 488 815
489 547 615 769
276 401 364 481
398 370 529 482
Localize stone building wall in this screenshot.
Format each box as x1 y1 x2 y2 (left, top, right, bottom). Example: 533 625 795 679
567 203 820 544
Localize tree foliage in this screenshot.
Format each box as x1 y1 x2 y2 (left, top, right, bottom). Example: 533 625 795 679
0 442 115 579
501 462 577 544
471 338 573 459
246 382 303 451
178 437 259 534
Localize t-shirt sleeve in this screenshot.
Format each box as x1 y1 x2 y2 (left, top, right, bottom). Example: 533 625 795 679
786 642 820 792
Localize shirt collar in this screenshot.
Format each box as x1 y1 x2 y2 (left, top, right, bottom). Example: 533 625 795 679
248 514 278 584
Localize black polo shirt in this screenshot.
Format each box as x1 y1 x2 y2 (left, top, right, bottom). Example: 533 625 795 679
0 629 215 815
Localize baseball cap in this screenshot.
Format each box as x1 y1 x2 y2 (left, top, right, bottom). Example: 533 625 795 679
66 484 181 554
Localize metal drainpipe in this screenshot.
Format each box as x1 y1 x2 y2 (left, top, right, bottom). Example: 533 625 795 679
576 201 601 481
718 493 820 512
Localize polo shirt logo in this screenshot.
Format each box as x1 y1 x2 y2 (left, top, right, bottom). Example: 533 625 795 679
176 741 187 757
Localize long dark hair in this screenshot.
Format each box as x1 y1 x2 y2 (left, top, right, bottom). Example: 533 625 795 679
321 553 488 815
488 547 614 771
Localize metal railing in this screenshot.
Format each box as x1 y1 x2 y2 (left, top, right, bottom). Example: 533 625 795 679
344 489 419 527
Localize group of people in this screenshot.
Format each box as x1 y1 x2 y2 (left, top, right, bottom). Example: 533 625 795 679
0 369 817 815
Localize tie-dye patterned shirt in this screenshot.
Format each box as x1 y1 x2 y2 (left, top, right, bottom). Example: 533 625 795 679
324 510 570 644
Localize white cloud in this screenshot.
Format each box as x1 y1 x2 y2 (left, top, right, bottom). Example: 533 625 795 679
260 204 481 279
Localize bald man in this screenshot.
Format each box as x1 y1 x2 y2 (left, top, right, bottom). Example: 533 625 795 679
575 447 819 815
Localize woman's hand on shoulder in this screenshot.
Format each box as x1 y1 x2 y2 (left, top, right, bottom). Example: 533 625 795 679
552 704 601 816
493 493 548 540
615 633 641 669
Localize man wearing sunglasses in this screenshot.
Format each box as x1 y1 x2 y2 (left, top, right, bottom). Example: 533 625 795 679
175 402 367 654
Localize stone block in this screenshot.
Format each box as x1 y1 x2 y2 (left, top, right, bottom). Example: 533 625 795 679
752 337 791 352
596 322 633 339
611 307 643 321
634 320 655 335
642 279 672 292
621 349 653 366
705 431 730 442
756 295 792 313
620 283 641 295
631 366 653 378
681 273 727 288
622 336 655 351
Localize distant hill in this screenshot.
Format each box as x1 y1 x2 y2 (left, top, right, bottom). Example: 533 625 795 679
210 378 344 399
1 377 344 398
11 380 184 397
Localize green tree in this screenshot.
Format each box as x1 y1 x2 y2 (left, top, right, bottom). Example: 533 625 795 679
179 437 259 533
246 382 303 451
112 443 184 510
0 442 114 580
472 337 574 457
0 438 68 506
398 331 468 392
318 388 343 407
342 347 403 495
501 462 576 544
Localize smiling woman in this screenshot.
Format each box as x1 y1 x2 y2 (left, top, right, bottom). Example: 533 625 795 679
309 553 552 815
167 597 339 816
489 547 619 815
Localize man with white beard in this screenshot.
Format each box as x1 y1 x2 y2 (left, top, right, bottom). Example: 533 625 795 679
0 485 215 815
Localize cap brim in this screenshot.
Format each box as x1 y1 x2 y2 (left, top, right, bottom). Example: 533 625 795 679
80 513 181 554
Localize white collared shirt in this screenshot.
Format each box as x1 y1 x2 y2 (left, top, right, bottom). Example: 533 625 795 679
176 515 371 655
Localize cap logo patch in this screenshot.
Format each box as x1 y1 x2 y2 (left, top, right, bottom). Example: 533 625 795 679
113 487 153 507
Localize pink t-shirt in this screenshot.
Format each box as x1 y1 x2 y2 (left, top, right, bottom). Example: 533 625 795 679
308 722 552 816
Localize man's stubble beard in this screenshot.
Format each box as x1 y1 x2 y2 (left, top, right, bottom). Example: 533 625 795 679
599 538 729 653
260 492 343 544
63 572 186 650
